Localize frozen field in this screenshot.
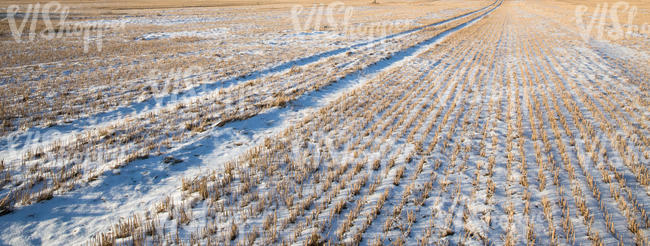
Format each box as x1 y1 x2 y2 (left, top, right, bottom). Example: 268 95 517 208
0 0 648 245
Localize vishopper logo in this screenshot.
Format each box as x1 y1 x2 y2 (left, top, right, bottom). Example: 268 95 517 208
290 2 401 41
575 2 649 42
3 1 125 53
290 2 353 36
2 128 63 154
145 66 211 108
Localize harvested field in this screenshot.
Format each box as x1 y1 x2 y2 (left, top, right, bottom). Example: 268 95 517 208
0 0 648 245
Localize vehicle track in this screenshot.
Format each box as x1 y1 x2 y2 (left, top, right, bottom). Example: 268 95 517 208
0 0 498 152
0 0 503 214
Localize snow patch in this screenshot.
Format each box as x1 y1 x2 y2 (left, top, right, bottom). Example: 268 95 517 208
78 16 226 26
589 40 650 61
136 28 229 40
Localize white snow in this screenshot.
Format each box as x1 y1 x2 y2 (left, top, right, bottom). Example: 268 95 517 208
136 28 230 40
77 16 227 26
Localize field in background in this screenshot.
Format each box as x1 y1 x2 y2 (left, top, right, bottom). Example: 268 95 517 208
0 0 648 245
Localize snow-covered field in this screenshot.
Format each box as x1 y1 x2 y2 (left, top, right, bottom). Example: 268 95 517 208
0 0 648 245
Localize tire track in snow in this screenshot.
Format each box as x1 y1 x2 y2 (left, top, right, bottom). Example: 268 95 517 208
0 1 503 245
0 1 499 157
0 2 503 214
